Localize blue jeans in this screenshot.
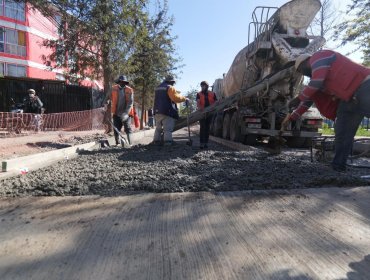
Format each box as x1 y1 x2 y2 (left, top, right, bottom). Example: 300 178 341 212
332 79 370 170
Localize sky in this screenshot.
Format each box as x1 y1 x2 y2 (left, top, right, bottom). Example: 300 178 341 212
166 0 358 94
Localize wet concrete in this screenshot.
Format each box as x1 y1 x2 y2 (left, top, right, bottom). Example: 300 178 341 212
1 130 369 197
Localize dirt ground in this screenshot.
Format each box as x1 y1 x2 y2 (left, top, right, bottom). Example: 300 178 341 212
1 129 369 197
0 130 107 160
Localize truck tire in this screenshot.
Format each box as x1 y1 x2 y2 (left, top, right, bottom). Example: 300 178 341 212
213 114 223 137
230 112 241 142
222 113 231 139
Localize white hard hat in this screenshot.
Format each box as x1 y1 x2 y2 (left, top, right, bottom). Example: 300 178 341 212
295 54 311 70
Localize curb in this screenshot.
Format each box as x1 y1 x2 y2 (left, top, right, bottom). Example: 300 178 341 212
0 129 155 180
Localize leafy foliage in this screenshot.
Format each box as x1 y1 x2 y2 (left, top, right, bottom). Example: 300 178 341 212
335 0 370 66
27 0 183 111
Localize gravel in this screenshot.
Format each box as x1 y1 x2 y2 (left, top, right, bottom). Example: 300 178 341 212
1 140 369 197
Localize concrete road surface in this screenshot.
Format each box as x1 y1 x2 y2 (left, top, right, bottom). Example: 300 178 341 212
1 187 370 280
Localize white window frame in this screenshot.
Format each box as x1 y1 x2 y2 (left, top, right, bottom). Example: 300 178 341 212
7 63 26 77
4 0 25 22
1 27 26 57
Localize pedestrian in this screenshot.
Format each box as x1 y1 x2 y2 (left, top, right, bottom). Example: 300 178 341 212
153 75 189 145
23 89 43 131
281 50 370 172
111 75 134 146
148 108 154 128
196 81 217 149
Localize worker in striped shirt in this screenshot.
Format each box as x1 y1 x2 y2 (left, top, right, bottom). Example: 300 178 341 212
281 50 370 172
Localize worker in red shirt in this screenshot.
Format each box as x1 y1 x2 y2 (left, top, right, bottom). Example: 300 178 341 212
196 81 217 149
281 50 370 171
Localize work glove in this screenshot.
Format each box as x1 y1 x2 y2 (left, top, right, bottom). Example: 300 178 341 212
280 113 291 132
121 113 129 121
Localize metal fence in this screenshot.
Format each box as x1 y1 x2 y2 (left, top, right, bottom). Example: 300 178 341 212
0 76 104 113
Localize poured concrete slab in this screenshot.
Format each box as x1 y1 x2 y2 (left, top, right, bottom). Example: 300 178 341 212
1 187 370 280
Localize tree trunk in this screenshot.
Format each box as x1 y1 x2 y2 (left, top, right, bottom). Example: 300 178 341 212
140 85 146 130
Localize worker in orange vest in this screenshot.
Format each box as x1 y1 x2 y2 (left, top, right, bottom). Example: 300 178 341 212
111 75 134 145
196 81 217 149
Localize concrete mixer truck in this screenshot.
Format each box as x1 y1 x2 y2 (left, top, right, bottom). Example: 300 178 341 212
210 0 326 147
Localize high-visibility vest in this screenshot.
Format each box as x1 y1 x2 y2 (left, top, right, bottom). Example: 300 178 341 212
111 85 134 116
197 91 217 109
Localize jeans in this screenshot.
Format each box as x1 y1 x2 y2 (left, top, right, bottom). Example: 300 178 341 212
153 114 175 142
332 79 370 170
113 114 132 144
200 116 212 145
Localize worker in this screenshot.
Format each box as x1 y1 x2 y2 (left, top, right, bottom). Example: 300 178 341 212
148 108 154 128
153 75 189 145
281 50 370 172
196 81 217 149
23 89 43 131
111 75 134 146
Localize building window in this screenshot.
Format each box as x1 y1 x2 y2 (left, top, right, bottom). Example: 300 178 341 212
0 27 4 52
7 63 26 77
4 0 25 22
0 27 26 56
0 0 3 16
0 62 4 76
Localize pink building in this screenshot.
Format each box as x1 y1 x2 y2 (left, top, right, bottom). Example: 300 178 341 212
0 1 102 88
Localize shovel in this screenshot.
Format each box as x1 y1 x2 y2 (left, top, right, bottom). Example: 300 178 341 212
267 130 286 154
101 110 129 147
185 101 192 146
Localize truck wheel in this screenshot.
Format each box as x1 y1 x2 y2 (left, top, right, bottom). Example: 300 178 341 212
222 113 231 139
230 112 241 142
286 137 311 148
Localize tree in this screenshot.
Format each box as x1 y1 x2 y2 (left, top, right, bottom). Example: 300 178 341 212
127 0 183 129
335 0 370 66
309 0 338 48
178 87 197 117
28 0 147 97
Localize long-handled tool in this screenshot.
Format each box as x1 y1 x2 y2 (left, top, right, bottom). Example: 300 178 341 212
109 119 129 147
100 109 129 147
185 101 193 146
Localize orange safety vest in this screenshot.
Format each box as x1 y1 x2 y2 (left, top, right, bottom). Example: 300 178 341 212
198 91 216 110
111 85 134 116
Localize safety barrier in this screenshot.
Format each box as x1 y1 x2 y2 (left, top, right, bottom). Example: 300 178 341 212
0 108 106 135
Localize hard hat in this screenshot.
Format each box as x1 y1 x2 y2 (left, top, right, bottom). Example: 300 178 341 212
164 75 175 83
28 89 36 94
115 75 129 84
295 54 311 70
200 81 209 86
